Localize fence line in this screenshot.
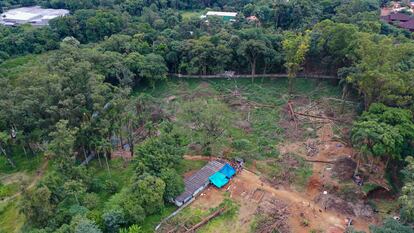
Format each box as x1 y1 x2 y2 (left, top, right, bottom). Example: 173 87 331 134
169 73 340 80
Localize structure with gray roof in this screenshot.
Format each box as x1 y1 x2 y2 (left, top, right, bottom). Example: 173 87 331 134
1 6 69 27
173 160 225 206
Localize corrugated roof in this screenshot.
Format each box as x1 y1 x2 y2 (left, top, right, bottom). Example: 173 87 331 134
0 6 69 26
389 13 412 21
400 19 414 30
175 160 225 202
206 11 237 17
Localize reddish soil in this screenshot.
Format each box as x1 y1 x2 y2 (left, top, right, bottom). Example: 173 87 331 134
180 155 372 233
180 100 379 233
111 149 132 160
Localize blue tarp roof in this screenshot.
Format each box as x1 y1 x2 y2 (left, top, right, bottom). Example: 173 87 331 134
219 163 236 178
209 172 229 188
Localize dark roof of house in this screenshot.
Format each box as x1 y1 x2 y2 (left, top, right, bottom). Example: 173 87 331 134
389 13 413 21
174 160 225 203
400 19 414 29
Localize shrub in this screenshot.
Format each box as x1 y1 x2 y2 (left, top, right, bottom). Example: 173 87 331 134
103 180 119 195
232 139 252 151
82 193 100 209
102 208 126 233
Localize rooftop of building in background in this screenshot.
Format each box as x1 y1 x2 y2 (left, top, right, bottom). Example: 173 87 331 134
0 6 69 26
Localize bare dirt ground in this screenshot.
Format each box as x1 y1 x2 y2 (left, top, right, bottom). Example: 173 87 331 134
167 98 380 232
182 154 372 233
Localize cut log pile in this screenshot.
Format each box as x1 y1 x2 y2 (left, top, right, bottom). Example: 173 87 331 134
254 198 290 233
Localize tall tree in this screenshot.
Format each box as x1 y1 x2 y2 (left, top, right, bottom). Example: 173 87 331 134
282 31 310 94
238 39 268 81
20 186 54 228
346 34 414 109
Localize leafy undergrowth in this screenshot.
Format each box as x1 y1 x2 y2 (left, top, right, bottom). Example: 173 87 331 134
88 158 135 202
0 147 42 175
368 198 400 220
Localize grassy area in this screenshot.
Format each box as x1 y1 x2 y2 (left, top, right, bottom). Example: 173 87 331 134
86 158 135 208
0 54 46 80
0 200 25 233
180 10 203 20
141 204 177 232
135 78 341 163
255 153 312 190
160 198 239 233
177 160 208 175
0 182 19 199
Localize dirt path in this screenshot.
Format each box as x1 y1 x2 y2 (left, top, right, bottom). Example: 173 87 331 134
0 159 48 203
238 170 370 233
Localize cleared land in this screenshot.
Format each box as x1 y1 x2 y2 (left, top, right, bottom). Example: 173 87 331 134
1 78 397 232
149 78 391 233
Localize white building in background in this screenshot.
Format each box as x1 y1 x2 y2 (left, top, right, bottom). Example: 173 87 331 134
0 6 69 27
200 11 238 22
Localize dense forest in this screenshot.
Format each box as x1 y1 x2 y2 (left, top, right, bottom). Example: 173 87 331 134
1 0 414 232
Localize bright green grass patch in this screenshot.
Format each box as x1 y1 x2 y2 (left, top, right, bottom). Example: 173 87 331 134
177 159 208 175
0 55 36 70
161 198 238 233
180 10 203 20
0 182 19 199
141 204 177 233
362 183 381 195
0 200 25 233
0 54 47 80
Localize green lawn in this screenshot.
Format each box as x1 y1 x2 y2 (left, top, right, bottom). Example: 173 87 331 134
180 10 203 20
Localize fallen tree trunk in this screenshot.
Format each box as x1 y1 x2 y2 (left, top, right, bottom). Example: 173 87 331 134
294 111 344 122
185 207 226 233
304 159 335 164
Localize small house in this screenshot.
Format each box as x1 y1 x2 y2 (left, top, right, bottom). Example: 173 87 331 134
173 160 225 206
